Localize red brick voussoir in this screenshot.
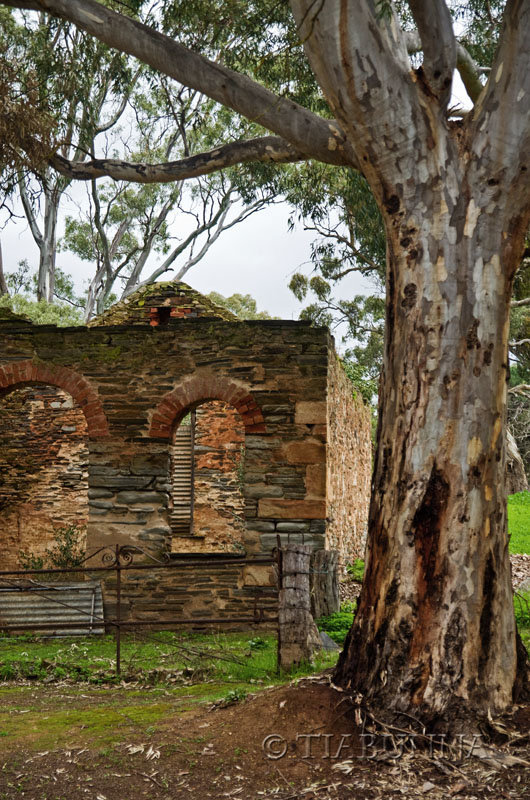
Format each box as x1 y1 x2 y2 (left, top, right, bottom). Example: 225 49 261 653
149 373 266 438
0 359 110 439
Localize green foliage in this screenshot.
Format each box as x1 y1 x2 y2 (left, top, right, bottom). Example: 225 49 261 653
1 260 84 325
0 294 83 327
316 606 355 646
513 591 530 628
346 559 365 582
507 492 530 554
222 687 247 704
514 591 530 654
207 291 275 320
45 525 86 569
18 552 44 572
0 13 58 196
247 637 267 650
291 278 384 406
19 525 86 575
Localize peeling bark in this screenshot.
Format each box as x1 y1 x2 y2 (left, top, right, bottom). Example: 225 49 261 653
2 0 529 725
334 185 528 725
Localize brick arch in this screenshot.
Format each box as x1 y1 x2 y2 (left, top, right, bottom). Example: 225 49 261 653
149 372 266 438
0 360 109 439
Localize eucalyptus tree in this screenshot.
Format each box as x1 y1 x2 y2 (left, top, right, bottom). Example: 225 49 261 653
0 7 137 301
3 0 529 727
61 83 274 320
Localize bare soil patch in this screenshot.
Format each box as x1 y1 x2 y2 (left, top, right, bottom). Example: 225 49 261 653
0 677 528 799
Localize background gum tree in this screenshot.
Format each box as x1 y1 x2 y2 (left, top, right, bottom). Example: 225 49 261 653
3 0 529 727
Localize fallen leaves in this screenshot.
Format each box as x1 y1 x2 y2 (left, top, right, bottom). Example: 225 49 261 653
125 743 160 759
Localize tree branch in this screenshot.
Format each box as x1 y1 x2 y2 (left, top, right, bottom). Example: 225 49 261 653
455 42 485 104
511 297 530 309
407 0 456 107
290 0 426 193
18 174 44 248
95 66 142 134
121 187 181 294
471 0 530 204
0 0 358 169
405 30 485 105
508 385 530 395
0 239 8 296
47 135 335 184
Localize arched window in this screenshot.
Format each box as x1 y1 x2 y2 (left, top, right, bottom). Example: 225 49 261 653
170 401 245 552
0 385 89 569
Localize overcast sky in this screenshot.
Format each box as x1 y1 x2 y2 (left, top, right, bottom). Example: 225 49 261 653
0 71 472 335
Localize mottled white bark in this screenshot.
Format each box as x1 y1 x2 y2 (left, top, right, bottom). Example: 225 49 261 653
290 0 530 724
3 0 529 722
19 170 61 301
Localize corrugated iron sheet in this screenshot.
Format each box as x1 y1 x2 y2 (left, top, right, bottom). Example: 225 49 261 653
0 580 105 636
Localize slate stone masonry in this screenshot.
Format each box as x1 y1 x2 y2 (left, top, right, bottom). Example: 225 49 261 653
0 283 371 620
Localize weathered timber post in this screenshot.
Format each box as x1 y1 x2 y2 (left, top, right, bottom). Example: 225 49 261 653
278 543 321 670
310 549 339 619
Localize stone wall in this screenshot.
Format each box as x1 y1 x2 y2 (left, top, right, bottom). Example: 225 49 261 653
169 401 245 553
0 304 333 563
100 556 278 628
0 385 88 569
0 284 372 617
189 401 245 552
326 356 372 562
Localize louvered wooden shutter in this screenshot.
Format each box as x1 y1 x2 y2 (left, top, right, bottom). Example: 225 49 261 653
170 412 195 534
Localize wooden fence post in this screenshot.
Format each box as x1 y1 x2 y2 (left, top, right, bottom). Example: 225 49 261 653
310 549 339 619
278 544 321 670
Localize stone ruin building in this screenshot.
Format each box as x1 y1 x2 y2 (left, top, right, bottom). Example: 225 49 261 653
0 283 371 620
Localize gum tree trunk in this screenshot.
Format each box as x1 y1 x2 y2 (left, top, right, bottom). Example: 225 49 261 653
335 179 524 722
287 0 530 725
2 0 528 727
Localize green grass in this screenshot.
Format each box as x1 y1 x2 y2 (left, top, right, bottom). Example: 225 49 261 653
0 630 339 753
514 591 530 653
0 630 337 686
317 601 356 646
346 558 365 581
508 491 530 554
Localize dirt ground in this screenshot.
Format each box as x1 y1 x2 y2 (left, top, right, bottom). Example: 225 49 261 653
0 676 528 800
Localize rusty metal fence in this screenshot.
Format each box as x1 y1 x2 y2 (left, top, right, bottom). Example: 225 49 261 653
0 544 281 675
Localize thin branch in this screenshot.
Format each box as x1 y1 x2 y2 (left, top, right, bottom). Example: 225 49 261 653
0 239 8 295
18 174 44 248
90 177 112 282
136 194 236 287
508 385 530 395
509 340 530 348
455 42 485 104
121 188 181 294
511 297 530 309
405 31 485 105
95 66 142 134
173 200 234 280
